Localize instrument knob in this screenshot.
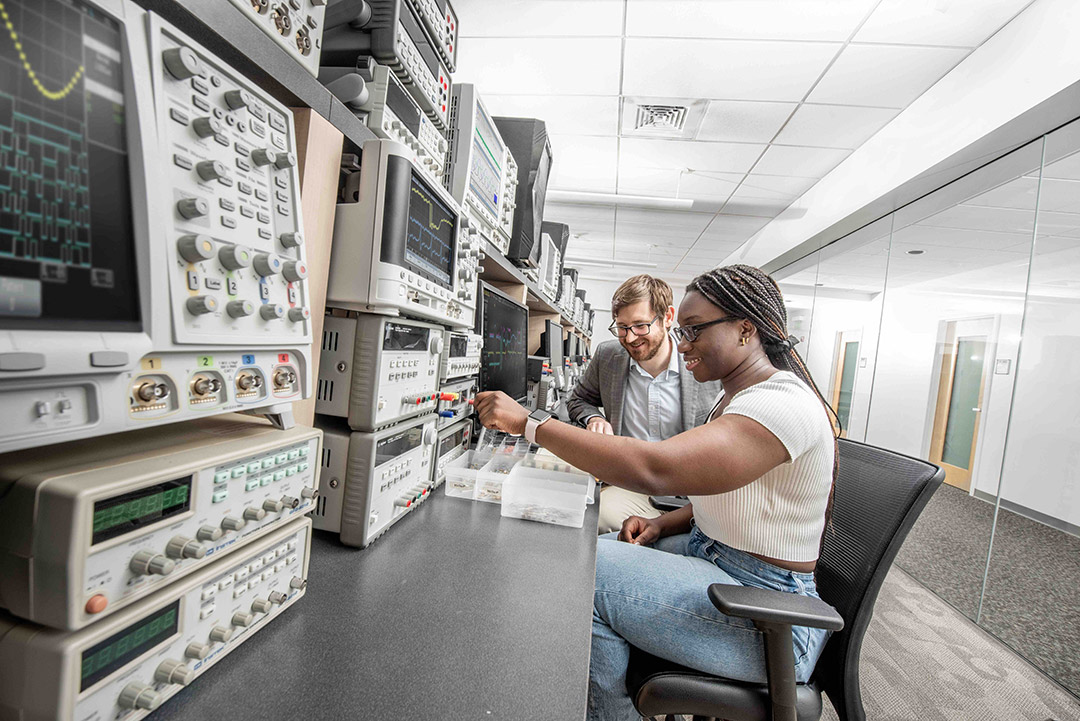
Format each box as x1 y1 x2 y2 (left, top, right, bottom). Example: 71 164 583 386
177 196 208 219
209 625 233 643
279 231 304 248
281 260 308 283
243 506 266 522
253 253 282 276
232 611 255 628
262 498 284 514
196 160 228 181
185 642 212 660
251 597 273 614
196 525 223 542
224 89 254 110
154 659 194 686
186 295 218 315
288 307 310 322
165 536 206 560
192 116 223 138
259 303 285 320
218 244 253 270
250 147 278 167
274 152 296 170
129 550 175 577
117 682 162 711
162 46 201 80
221 516 246 532
177 234 216 263
227 300 255 318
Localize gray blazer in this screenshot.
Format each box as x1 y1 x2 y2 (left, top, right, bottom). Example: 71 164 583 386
566 339 723 436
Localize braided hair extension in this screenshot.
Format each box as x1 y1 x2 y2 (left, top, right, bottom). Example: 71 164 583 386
687 264 841 557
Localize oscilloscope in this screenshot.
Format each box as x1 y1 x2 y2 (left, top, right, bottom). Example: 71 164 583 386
0 0 312 453
445 84 518 254
329 139 477 328
476 281 528 403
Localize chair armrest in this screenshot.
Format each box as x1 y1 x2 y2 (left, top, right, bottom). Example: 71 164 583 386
707 584 844 631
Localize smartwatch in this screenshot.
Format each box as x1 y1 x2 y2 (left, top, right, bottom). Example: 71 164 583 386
525 408 553 444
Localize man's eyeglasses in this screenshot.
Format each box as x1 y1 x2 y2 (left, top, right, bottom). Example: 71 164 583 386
673 316 742 343
609 315 662 338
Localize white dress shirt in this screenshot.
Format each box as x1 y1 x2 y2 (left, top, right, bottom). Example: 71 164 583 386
620 337 684 442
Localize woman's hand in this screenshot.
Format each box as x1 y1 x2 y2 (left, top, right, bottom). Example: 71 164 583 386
618 515 663 546
474 391 529 436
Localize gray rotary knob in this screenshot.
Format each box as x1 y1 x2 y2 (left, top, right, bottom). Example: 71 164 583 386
155 659 194 686
260 303 285 320
185 642 211 660
281 260 308 283
186 295 218 315
232 611 255 628
243 506 266 522
192 116 222 138
196 525 223 542
196 160 228 181
118 682 162 711
287 307 310 322
209 625 233 643
224 89 254 110
165 536 206 560
219 244 253 270
274 152 296 170
177 234 215 263
129 550 175 577
177 196 208 219
162 46 201 80
253 253 282 277
250 147 278 167
279 231 304 248
262 498 284 514
220 516 246 532
251 597 273 614
227 300 255 318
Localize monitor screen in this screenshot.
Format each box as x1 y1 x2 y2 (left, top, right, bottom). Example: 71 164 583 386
0 0 140 332
469 99 503 217
405 169 455 287
478 283 527 401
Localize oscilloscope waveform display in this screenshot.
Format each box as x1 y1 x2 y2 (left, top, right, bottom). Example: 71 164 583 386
404 171 454 286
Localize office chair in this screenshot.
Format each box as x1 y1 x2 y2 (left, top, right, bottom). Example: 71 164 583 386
626 439 945 721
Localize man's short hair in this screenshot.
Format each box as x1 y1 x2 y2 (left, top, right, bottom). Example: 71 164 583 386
611 275 673 319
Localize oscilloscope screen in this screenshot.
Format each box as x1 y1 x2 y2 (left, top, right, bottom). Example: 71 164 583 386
404 169 455 287
0 0 140 331
478 283 527 402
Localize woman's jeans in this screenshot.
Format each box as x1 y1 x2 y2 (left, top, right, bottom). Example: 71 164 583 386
588 527 830 721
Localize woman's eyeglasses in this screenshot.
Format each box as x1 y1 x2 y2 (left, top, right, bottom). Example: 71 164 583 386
608 315 662 338
672 316 741 343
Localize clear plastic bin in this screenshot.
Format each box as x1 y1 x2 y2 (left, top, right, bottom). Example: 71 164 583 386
501 461 595 528
443 449 492 499
475 454 521 503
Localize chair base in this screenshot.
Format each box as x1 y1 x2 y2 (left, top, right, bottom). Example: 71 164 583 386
627 647 824 721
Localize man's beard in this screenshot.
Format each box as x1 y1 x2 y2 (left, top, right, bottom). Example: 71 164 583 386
625 334 663 362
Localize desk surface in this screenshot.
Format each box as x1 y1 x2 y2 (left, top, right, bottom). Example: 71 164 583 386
154 491 599 720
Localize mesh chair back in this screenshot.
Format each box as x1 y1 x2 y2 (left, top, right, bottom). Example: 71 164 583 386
813 439 944 721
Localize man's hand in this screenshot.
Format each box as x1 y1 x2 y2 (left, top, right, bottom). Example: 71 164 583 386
587 417 614 435
619 515 663 546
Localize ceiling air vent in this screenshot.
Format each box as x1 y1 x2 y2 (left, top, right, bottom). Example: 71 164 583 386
621 97 706 139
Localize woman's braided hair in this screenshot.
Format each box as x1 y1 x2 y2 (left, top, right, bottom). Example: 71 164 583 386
687 264 840 552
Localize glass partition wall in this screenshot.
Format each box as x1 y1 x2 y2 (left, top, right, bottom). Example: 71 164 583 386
772 119 1080 696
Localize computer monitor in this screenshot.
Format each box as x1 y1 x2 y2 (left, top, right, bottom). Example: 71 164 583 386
476 281 528 402
492 116 552 268
539 319 563 367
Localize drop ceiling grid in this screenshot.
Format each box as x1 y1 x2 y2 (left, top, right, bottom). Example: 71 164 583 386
453 0 1039 282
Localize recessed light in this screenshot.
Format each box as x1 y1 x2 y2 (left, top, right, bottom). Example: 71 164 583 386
906 249 925 255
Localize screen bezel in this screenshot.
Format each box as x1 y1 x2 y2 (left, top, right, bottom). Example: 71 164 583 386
0 0 144 334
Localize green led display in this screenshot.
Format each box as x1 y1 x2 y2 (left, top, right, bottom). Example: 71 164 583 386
92 485 190 534
80 603 179 690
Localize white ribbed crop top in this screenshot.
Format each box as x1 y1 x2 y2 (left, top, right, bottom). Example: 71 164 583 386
688 371 835 563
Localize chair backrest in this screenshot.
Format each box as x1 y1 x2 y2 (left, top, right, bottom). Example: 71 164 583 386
812 439 945 721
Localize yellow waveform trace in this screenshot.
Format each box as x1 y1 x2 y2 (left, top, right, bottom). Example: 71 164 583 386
0 0 85 101
410 186 455 232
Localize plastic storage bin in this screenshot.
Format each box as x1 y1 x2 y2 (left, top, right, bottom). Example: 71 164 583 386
475 454 522 503
443 449 492 499
501 460 595 528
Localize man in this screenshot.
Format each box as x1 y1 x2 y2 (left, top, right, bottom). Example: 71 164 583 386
566 275 723 534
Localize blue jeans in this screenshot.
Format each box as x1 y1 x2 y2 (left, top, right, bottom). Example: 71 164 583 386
588 526 830 721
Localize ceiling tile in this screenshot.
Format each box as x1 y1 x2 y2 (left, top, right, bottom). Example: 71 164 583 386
700 214 774 240
915 204 1035 234
806 44 970 108
542 203 617 230
623 38 840 101
854 0 1034 47
614 166 687 198
616 208 716 233
455 38 622 95
697 100 798 143
750 146 851 178
773 104 900 149
675 171 746 201
484 95 619 137
547 135 619 193
625 0 876 41
738 174 821 197
455 0 624 37
620 137 764 173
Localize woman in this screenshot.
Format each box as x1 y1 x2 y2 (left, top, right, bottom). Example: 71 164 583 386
475 265 838 721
